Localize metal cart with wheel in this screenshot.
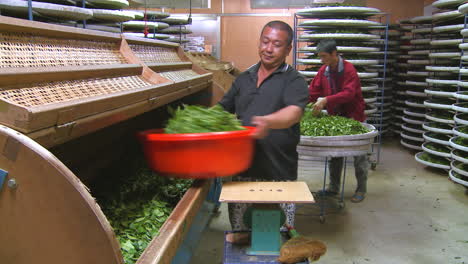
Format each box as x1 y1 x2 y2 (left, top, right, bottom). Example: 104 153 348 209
297 123 378 223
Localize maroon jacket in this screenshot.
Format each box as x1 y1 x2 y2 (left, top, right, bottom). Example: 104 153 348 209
308 58 366 122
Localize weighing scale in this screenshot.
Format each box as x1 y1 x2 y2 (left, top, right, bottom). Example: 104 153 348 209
219 181 315 262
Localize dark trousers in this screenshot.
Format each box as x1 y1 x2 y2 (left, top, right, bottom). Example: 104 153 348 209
328 154 369 193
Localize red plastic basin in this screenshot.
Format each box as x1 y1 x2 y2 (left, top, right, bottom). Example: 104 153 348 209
137 126 256 179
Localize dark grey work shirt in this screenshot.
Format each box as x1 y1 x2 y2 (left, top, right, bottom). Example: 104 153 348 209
219 62 308 181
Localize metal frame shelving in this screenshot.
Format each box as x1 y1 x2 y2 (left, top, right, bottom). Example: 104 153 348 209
293 10 390 169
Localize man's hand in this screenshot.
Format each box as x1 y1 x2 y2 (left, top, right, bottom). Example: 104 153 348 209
251 116 270 139
312 97 327 115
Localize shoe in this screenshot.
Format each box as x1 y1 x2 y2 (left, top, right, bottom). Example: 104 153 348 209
226 232 250 245
316 189 338 196
351 192 366 203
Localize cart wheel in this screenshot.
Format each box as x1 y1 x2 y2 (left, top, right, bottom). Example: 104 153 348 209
319 216 325 223
371 162 377 170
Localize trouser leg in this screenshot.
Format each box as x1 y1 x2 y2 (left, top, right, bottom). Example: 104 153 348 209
354 154 369 193
279 203 296 230
328 157 344 192
228 175 296 231
228 202 251 231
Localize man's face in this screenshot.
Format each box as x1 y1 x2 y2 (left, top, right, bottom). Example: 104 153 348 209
318 51 337 66
258 26 292 69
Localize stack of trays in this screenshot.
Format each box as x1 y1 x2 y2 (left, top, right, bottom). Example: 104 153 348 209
449 2 468 187
364 24 401 135
154 15 192 44
399 15 433 151
0 0 149 33
415 0 465 170
0 0 93 21
392 21 412 135
296 6 383 130
122 11 173 40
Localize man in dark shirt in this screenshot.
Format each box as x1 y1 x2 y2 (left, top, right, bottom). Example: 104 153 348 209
218 21 309 242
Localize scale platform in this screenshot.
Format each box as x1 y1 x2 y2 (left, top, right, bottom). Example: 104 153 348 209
219 181 315 204
223 231 309 264
219 181 315 258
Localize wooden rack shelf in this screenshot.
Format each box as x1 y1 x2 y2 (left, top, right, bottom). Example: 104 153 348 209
0 16 216 264
0 16 213 148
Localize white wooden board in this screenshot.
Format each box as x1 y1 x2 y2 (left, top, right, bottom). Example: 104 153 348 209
219 181 315 203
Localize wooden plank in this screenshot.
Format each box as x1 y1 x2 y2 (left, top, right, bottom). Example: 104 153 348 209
184 73 213 88
147 62 193 71
119 38 173 85
123 34 179 48
29 83 176 128
136 180 211 264
0 16 120 41
209 82 225 106
212 70 236 92
0 125 123 264
219 181 315 203
0 81 182 134
0 64 143 87
27 85 202 148
176 46 210 75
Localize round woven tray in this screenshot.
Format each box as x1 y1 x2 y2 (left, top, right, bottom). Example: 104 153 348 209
298 124 377 157
123 21 169 30
300 33 380 40
459 3 468 14
299 19 381 27
87 0 129 9
296 6 381 18
410 15 433 24
157 17 191 25
433 10 463 21
92 9 135 22
433 0 465 9
0 0 93 21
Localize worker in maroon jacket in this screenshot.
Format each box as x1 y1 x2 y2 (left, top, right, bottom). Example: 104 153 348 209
308 39 368 203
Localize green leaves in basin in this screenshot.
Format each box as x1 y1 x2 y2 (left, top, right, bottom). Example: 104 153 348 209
165 104 244 134
300 103 369 136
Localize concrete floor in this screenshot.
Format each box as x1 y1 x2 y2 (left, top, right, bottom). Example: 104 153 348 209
190 139 468 264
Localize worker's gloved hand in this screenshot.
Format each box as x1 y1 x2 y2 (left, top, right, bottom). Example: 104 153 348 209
312 97 327 116
251 116 270 139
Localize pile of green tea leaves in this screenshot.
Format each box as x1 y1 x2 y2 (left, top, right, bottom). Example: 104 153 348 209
419 152 450 166
91 151 192 264
314 3 364 7
426 123 451 131
426 132 451 142
165 104 244 133
453 149 468 159
457 126 468 134
428 110 454 120
452 170 468 181
309 29 367 34
454 137 468 147
424 142 450 153
300 103 369 136
455 162 468 172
